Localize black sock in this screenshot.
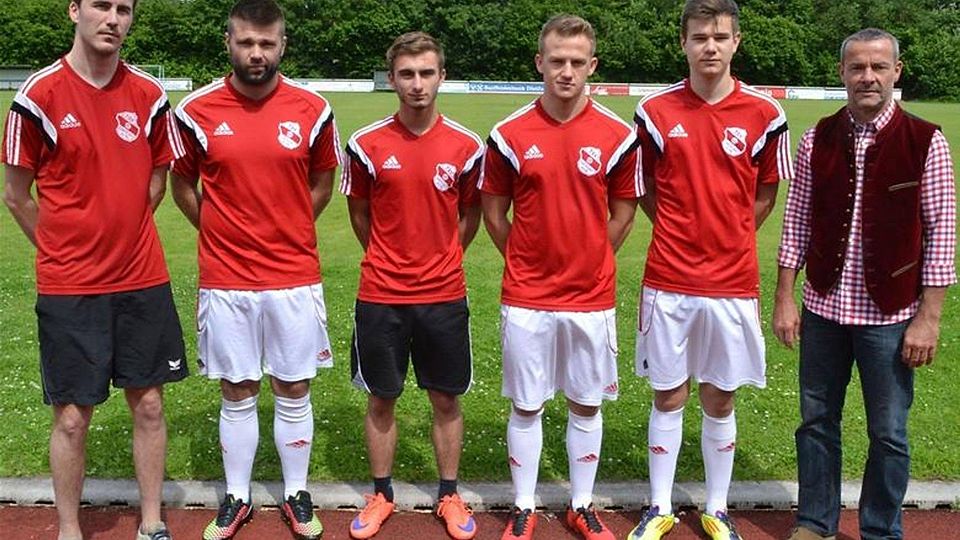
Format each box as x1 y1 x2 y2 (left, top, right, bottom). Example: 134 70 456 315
438 478 458 499
374 476 394 502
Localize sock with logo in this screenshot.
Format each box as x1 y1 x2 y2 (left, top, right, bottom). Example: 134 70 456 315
374 476 394 502
702 410 737 516
648 405 684 514
567 410 603 509
220 395 259 500
274 394 314 498
438 478 458 500
506 409 543 511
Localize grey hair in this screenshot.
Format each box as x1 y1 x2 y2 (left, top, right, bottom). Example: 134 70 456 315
840 28 900 61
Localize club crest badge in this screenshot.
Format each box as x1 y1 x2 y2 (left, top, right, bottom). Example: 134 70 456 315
433 163 458 192
115 112 140 142
277 121 302 150
721 127 748 157
577 146 602 176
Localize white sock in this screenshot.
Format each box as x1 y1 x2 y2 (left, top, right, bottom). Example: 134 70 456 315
648 406 684 514
702 410 736 516
507 409 543 511
567 410 603 510
274 394 314 498
220 395 259 500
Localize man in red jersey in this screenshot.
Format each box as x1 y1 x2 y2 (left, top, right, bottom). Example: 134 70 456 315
340 32 482 540
627 2 792 540
481 15 641 540
2 1 185 539
169 1 338 539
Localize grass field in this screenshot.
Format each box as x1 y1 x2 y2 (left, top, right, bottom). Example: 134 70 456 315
0 90 958 486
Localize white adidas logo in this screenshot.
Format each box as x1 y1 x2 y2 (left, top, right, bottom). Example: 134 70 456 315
668 123 688 138
213 122 234 136
382 155 402 170
59 113 81 130
523 145 544 160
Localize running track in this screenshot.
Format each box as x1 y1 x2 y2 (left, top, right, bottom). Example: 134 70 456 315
2 505 958 539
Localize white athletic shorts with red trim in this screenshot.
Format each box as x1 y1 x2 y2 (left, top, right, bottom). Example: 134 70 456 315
197 284 333 383
635 287 765 391
500 304 619 411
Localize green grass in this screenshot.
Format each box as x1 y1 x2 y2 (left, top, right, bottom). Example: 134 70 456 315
1 91 958 485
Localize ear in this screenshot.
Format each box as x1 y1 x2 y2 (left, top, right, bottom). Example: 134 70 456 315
587 57 598 77
439 68 447 84
535 53 544 75
893 59 903 83
68 1 80 24
280 35 288 58
224 31 230 53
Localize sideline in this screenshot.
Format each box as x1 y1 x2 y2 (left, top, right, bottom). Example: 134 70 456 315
1 478 957 511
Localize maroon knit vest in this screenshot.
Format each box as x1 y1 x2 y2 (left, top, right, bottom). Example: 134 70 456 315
807 105 938 314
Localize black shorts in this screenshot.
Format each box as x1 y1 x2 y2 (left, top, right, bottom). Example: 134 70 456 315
350 298 472 399
36 282 188 406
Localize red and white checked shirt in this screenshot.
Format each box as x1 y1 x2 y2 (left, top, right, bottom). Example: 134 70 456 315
778 101 957 325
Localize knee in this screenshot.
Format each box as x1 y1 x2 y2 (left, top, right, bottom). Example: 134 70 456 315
127 388 165 428
428 392 461 420
271 378 309 399
567 400 600 418
699 384 735 418
53 405 93 439
654 385 689 412
367 396 396 420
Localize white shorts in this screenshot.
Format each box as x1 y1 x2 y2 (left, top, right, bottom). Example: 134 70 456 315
197 284 333 383
635 287 765 391
500 305 619 411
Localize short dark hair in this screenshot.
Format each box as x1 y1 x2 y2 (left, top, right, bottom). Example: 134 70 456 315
840 28 900 62
227 0 285 35
72 0 139 8
386 32 445 72
680 0 740 38
539 14 596 56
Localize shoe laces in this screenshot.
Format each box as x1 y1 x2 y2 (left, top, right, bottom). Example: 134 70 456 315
286 491 314 523
360 493 388 519
437 494 473 518
714 511 740 537
216 494 246 526
575 506 604 533
510 507 533 536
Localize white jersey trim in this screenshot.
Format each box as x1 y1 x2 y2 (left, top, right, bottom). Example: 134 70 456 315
127 63 168 139
442 116 485 175
341 115 394 195
484 101 537 183
12 92 57 149
174 79 226 154
634 81 685 154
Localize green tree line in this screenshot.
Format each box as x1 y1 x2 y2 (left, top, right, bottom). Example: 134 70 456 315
1 0 958 99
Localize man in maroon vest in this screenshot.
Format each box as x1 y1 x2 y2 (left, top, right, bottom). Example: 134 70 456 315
773 28 956 540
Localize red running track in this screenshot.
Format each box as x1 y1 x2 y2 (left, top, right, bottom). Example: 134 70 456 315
2 505 958 539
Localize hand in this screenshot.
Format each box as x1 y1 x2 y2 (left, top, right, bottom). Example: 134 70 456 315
773 294 801 349
902 315 940 368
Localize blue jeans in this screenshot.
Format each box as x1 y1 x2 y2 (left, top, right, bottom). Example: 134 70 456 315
796 308 913 540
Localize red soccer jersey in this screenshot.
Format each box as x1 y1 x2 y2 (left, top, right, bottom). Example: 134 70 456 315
481 98 642 311
635 79 792 298
2 59 178 295
173 75 341 290
340 114 483 304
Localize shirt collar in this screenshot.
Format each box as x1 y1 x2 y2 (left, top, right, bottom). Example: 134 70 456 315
848 99 897 133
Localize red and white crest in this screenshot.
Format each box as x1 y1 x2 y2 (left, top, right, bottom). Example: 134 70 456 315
577 146 602 176
721 127 748 157
433 163 458 192
277 121 303 150
115 111 140 143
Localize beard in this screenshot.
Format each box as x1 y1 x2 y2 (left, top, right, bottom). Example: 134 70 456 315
232 60 279 86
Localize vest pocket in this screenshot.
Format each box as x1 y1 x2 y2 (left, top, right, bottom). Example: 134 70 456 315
888 181 920 192
890 260 918 278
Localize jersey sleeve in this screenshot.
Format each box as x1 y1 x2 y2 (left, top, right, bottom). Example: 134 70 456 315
458 140 484 207
171 106 202 179
147 95 178 168
756 129 793 184
309 106 341 173
607 130 643 198
479 133 517 196
2 106 47 171
340 137 373 199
